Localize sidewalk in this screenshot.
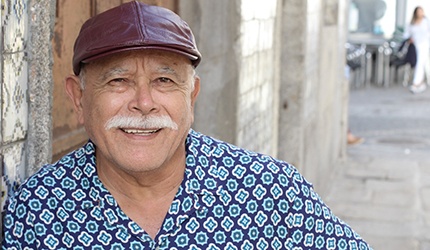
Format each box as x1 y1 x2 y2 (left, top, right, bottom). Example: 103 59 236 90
325 84 430 250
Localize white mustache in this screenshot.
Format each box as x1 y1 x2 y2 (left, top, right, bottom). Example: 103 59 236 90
104 115 178 131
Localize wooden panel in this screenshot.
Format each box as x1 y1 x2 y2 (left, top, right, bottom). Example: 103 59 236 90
52 0 92 162
95 0 178 14
94 0 123 14
157 0 178 11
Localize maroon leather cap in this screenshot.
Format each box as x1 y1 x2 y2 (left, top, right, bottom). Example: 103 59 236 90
72 1 201 75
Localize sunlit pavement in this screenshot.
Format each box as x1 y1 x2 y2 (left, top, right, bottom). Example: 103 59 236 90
326 84 430 250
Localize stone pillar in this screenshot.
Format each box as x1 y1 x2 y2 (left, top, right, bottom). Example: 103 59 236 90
278 0 348 193
27 0 55 176
180 0 241 144
278 0 307 169
396 0 407 30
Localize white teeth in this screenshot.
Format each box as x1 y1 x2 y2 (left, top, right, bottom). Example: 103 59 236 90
122 129 158 134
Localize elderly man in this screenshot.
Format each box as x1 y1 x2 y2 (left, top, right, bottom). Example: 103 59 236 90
2 1 372 249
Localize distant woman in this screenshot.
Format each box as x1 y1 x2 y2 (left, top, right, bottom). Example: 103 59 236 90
404 6 430 94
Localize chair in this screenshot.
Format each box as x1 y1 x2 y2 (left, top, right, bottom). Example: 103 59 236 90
346 43 367 88
389 39 416 87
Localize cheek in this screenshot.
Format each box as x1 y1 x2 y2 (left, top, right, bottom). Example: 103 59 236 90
82 93 123 124
180 94 196 124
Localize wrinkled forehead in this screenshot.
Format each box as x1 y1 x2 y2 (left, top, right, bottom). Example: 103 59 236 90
81 49 194 75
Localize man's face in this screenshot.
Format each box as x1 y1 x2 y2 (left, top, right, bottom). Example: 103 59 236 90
68 50 200 174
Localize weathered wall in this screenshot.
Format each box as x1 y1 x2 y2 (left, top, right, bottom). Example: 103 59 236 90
181 0 281 157
27 0 56 175
316 0 349 191
278 0 309 173
180 1 241 146
236 0 280 156
1 0 32 204
281 0 348 192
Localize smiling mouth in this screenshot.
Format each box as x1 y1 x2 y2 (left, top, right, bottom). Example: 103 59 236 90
121 128 161 135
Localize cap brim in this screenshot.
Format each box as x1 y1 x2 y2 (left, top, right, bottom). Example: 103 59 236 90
81 45 199 66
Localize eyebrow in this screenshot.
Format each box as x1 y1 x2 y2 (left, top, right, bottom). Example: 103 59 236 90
157 66 186 82
158 66 177 75
98 67 129 82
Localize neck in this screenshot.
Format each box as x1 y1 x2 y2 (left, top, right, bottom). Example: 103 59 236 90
97 155 186 202
98 159 185 239
415 16 424 23
95 149 186 239
105 169 183 201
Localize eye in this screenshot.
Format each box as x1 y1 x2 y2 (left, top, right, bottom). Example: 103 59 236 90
105 78 131 93
108 78 128 86
153 77 176 88
158 77 173 83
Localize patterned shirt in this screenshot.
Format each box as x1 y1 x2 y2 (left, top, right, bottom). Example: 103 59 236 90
2 130 372 249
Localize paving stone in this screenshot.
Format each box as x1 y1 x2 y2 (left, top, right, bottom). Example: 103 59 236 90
329 202 416 222
366 236 418 250
372 189 417 207
421 187 430 211
419 241 430 250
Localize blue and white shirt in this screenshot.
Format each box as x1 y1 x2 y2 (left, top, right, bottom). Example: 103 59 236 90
2 130 371 249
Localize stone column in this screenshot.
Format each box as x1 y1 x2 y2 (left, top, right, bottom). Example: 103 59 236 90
26 0 56 176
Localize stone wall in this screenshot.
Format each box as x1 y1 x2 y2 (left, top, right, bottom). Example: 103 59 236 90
1 0 31 208
236 0 280 156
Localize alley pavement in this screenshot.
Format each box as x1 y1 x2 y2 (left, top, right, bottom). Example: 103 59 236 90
325 84 430 250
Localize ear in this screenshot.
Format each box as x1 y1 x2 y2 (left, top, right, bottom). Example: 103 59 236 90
190 76 200 107
65 75 85 124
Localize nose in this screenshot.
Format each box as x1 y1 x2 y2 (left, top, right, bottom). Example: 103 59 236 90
128 83 158 115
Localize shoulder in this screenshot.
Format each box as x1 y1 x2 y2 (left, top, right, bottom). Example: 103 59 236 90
2 141 100 249
185 131 329 228
426 18 430 27
186 130 314 195
4 141 97 215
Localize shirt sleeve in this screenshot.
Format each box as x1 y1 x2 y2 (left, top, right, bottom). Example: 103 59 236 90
2 192 40 249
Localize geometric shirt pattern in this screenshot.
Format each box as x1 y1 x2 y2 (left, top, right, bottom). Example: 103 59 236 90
2 129 372 249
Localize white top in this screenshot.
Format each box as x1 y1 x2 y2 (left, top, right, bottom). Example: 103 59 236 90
404 17 430 48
